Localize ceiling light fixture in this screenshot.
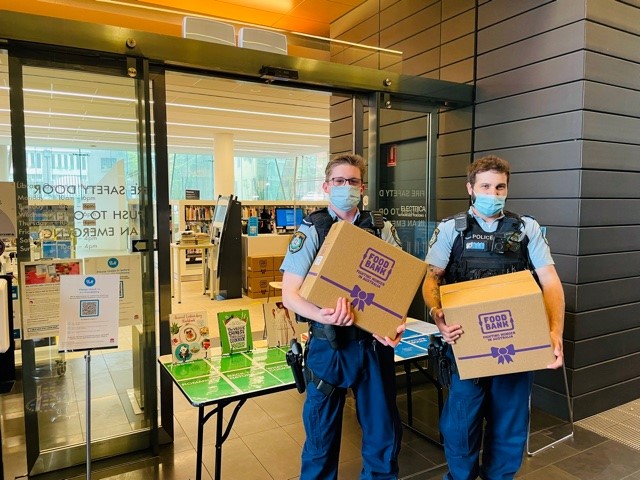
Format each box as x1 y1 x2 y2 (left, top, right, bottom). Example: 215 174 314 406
24 88 136 103
166 102 327 122
26 125 137 135
170 134 321 148
168 122 326 137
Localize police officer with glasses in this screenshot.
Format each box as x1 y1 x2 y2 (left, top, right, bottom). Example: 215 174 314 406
281 153 406 480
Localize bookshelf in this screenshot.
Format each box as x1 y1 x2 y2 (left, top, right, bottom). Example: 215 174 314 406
170 200 215 273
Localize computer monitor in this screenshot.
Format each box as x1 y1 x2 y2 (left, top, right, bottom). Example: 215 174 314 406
275 207 303 229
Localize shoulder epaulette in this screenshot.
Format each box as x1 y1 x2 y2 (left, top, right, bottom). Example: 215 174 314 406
440 211 469 233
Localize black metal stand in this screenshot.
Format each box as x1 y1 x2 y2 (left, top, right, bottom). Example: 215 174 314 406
402 359 444 447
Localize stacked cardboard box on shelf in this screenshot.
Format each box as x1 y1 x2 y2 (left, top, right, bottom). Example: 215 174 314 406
246 255 284 298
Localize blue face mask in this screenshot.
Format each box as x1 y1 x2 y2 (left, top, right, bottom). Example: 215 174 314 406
472 193 506 217
330 185 361 212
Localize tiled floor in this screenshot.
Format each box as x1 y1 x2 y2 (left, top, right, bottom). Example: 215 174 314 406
2 278 640 479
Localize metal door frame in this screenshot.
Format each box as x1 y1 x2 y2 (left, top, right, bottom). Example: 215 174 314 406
7 46 160 475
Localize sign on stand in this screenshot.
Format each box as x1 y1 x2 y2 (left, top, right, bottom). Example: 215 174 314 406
58 274 120 352
58 274 120 480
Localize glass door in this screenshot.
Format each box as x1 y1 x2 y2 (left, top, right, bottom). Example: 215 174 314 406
8 50 158 475
366 93 439 320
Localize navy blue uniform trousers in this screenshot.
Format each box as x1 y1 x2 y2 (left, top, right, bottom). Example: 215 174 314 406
300 333 402 480
440 352 534 480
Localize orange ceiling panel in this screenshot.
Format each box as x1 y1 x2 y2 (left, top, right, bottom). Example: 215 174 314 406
0 0 182 36
0 0 366 37
133 0 286 24
288 0 359 22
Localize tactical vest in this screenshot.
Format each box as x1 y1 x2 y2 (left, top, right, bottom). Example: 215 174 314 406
305 207 382 245
444 210 533 284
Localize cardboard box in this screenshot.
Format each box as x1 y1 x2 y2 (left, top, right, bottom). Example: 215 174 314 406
247 276 273 298
273 254 285 272
299 221 427 339
441 270 555 380
247 269 273 280
247 255 273 274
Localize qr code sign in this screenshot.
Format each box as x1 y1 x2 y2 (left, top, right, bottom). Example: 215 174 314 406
80 299 99 317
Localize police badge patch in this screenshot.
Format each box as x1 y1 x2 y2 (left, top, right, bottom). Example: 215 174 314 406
428 227 440 248
289 231 306 253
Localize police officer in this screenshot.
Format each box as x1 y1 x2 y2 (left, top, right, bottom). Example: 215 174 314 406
422 155 564 480
281 153 405 480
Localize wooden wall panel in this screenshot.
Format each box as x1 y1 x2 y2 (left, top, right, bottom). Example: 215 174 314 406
508 171 581 198
478 1 584 53
475 82 584 127
327 2 640 421
566 304 640 340
380 3 441 47
477 0 555 29
329 117 352 138
476 52 584 103
580 200 640 226
442 9 475 44
587 0 640 34
399 49 441 77
585 82 640 118
583 112 640 144
571 277 640 312
437 152 471 178
477 22 586 79
571 329 640 368
475 112 583 152
441 0 475 21
575 252 640 283
586 22 640 62
390 26 442 59
477 142 583 172
581 171 640 197
507 199 580 227
577 226 640 254
585 51 640 90
436 199 470 219
438 130 472 156
544 226 579 256
440 58 474 84
438 107 473 134
582 140 640 171
440 34 474 68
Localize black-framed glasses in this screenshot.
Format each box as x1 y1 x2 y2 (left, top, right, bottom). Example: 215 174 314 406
328 177 363 187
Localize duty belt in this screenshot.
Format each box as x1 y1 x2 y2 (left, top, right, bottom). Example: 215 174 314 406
309 322 372 342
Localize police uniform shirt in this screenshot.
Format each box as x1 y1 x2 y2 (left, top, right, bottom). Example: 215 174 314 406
425 208 554 271
280 208 402 278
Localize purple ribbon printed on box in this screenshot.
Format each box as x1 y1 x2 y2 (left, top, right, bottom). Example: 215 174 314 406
350 285 374 311
458 343 551 365
319 276 403 319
